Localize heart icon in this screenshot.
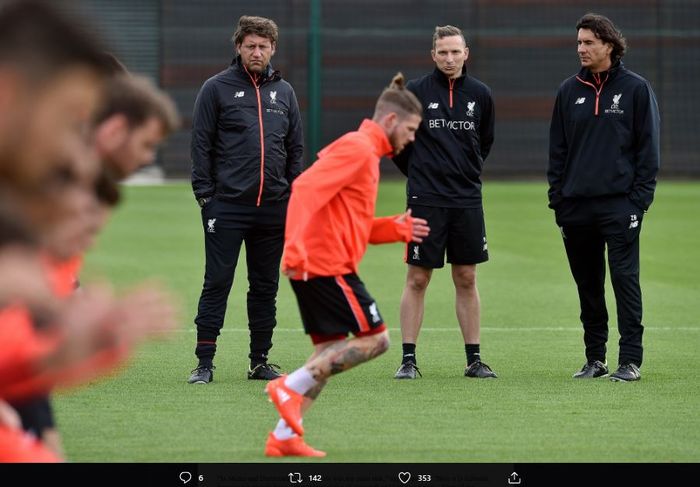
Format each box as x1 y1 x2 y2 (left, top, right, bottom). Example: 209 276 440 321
398 472 411 484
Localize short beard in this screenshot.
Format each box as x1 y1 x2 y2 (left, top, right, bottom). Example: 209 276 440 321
244 62 266 74
388 129 403 155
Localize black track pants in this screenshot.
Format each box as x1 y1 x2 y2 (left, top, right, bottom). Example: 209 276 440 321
194 199 286 364
557 196 645 367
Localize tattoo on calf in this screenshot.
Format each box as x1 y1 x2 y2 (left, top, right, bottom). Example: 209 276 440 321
307 334 388 379
304 380 327 400
330 346 366 375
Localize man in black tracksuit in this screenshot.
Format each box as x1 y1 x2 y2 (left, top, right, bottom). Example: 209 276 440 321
189 16 303 383
393 25 497 380
548 13 660 382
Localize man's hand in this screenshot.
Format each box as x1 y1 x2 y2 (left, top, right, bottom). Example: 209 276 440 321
395 209 430 243
282 246 308 281
46 282 178 373
282 265 308 281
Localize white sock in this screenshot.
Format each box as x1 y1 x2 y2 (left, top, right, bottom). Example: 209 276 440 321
284 367 317 395
273 419 297 440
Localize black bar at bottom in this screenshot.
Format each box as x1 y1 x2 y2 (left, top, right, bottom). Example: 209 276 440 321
0 462 694 486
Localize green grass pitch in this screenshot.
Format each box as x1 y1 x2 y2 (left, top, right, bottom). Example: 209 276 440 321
54 180 700 462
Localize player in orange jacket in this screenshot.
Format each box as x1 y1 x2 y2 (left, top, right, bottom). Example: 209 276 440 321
264 73 429 457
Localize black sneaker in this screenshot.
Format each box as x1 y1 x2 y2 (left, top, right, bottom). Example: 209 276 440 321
573 360 609 379
394 362 422 379
465 360 498 378
247 363 282 380
610 363 641 382
188 365 214 384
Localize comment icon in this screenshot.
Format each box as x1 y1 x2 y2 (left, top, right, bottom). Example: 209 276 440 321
179 472 192 484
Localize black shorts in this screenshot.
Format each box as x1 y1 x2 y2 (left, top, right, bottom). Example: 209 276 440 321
14 396 55 438
406 205 488 268
289 274 386 344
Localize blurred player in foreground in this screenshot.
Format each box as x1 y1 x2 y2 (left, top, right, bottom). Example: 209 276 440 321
0 0 179 462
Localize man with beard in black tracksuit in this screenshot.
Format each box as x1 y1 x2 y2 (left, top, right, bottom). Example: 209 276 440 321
189 15 304 383
393 25 497 380
548 13 660 382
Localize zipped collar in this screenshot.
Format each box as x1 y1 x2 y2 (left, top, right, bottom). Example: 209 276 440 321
230 55 280 85
431 65 468 109
577 60 623 84
431 65 468 87
575 61 624 116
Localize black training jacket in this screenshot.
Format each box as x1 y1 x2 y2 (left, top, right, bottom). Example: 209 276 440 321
191 56 304 206
548 61 660 211
394 66 495 208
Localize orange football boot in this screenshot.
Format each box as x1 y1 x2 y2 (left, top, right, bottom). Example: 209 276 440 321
265 376 304 436
264 433 326 457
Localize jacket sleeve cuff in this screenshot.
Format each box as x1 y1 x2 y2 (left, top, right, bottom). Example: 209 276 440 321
369 216 413 244
282 247 308 277
548 193 563 210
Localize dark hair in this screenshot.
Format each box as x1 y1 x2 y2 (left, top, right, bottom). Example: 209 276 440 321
100 51 129 77
232 15 278 46
374 72 423 118
94 74 180 135
576 13 627 63
433 25 467 49
95 169 121 207
0 0 112 81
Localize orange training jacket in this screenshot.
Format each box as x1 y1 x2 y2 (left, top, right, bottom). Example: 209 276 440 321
0 255 126 403
283 119 414 278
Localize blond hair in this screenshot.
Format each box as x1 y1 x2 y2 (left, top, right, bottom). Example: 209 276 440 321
374 72 422 119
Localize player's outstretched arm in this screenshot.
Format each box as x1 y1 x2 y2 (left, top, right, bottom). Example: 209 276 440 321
369 209 430 244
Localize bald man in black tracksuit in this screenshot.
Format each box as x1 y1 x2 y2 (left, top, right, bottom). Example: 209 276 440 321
548 14 660 382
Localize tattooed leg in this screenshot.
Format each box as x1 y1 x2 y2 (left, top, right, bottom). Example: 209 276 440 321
300 378 327 416
297 331 389 416
305 330 390 382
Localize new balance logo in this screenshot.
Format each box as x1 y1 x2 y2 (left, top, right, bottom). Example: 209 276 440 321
575 97 586 105
234 91 244 98
277 389 291 404
629 214 639 229
427 102 439 109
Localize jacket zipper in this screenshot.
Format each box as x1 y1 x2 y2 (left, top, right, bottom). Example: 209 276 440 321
575 72 609 116
246 68 265 206
448 78 455 108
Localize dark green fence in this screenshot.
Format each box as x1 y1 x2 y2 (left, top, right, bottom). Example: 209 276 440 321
3 0 697 177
